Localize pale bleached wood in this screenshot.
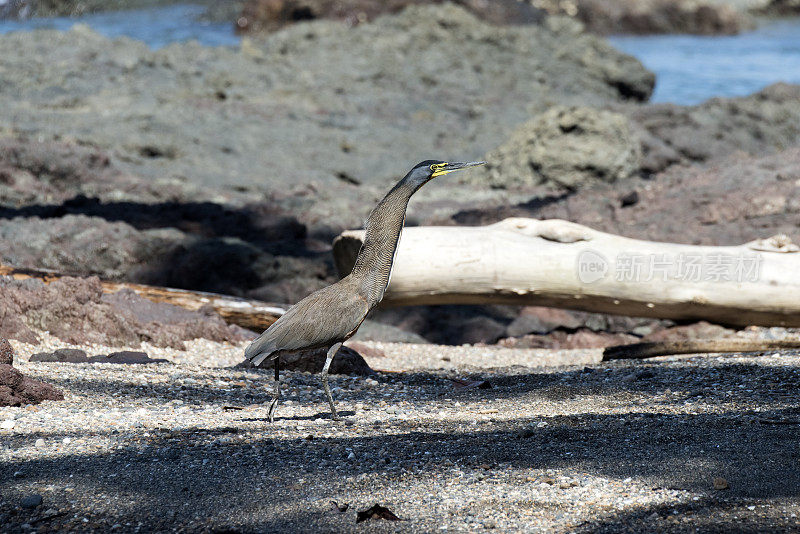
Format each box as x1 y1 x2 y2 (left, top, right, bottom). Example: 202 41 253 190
333 218 800 328
0 264 284 331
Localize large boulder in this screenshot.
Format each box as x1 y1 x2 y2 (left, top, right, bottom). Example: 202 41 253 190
624 83 800 174
473 107 641 189
0 4 653 201
0 276 251 348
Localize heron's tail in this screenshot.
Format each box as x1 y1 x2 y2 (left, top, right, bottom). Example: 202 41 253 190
244 334 277 367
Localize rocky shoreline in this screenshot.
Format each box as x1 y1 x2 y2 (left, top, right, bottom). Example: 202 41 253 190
2 4 800 532
7 0 799 35
2 6 799 344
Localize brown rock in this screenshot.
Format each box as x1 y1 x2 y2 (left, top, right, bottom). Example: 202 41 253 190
16 376 64 404
0 341 64 406
642 321 735 343
237 0 544 33
499 329 638 349
0 277 250 348
0 363 23 389
0 307 38 344
0 338 13 364
539 0 750 35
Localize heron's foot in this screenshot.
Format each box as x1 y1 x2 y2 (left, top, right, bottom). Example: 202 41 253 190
329 403 340 421
268 397 279 424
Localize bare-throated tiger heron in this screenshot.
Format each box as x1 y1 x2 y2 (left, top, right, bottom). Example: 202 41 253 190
244 160 485 421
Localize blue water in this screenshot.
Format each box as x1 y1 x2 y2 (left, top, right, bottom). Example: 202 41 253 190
609 18 800 104
1 4 799 104
0 4 240 48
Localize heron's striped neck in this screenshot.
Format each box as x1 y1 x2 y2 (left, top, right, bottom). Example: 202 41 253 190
349 176 423 307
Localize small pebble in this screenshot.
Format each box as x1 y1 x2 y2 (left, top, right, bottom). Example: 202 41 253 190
1 419 14 430
20 494 43 509
35 438 46 448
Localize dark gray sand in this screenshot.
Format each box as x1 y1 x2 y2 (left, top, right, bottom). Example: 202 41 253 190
2 334 799 532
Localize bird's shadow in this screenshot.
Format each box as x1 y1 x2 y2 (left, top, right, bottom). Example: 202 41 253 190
240 410 356 422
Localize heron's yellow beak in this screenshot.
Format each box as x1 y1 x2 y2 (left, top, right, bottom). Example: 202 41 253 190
431 161 486 178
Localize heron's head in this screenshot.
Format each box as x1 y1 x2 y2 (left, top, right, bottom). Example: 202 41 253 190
405 159 486 186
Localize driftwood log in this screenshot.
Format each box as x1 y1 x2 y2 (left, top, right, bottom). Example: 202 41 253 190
333 217 800 328
0 264 284 331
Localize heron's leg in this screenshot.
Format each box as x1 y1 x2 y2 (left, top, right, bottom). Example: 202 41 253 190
268 357 280 424
321 343 342 420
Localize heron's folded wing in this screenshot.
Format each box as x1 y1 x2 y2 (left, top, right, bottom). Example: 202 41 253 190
244 283 368 363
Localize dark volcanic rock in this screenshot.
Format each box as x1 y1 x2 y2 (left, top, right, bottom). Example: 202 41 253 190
0 211 327 301
369 304 520 345
30 348 89 363
237 0 545 32
30 348 169 364
20 494 43 509
533 146 800 246
625 83 800 174
237 345 375 375
0 339 64 406
88 351 169 364
0 215 186 281
498 329 639 349
0 276 249 348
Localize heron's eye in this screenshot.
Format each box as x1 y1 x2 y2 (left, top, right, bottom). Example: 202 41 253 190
430 163 446 172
